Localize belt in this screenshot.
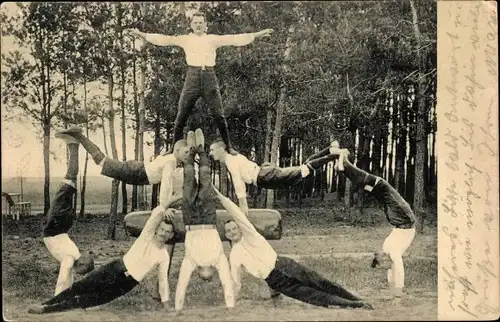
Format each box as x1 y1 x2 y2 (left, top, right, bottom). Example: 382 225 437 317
188 65 215 71
394 223 415 229
185 224 216 231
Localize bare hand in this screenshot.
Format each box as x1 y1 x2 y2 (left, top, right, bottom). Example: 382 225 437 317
164 209 176 221
124 28 141 37
258 29 274 38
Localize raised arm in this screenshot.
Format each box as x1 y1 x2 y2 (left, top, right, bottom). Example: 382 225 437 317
158 159 178 209
125 28 184 47
139 205 166 241
213 29 274 47
212 184 260 238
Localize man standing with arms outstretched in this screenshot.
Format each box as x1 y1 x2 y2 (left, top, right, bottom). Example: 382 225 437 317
125 12 273 154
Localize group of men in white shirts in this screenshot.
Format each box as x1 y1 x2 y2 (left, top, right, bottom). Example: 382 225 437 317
28 11 416 315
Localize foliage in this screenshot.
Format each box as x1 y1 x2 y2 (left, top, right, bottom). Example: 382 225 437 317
1 1 437 216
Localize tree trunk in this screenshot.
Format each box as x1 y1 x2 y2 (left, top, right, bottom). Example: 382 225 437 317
266 25 295 208
356 131 367 223
132 39 139 211
372 131 382 177
121 64 128 216
151 116 163 209
259 108 273 208
71 79 78 215
80 79 89 218
137 52 147 209
107 75 119 240
101 115 109 156
394 93 407 196
407 95 417 204
388 91 397 186
409 0 427 233
43 123 51 214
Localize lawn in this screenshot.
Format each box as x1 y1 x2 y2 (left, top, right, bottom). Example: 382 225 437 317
2 207 437 321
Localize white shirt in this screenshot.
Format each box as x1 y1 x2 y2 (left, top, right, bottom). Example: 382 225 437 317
144 33 255 67
224 154 260 199
175 229 235 311
122 205 171 302
145 154 177 184
219 195 277 297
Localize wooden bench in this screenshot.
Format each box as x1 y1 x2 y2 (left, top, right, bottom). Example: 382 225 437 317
2 192 32 220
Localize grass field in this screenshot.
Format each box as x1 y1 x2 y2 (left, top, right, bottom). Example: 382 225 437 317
2 206 437 321
2 176 141 209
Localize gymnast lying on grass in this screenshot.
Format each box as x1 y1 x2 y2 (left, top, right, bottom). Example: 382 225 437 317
213 184 374 310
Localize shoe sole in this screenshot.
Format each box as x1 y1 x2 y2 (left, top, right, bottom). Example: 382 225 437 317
186 132 196 149
195 129 204 147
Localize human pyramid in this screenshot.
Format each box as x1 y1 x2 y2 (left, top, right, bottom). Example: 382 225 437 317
28 12 417 315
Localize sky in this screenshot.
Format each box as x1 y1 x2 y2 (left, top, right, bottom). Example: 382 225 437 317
1 2 158 178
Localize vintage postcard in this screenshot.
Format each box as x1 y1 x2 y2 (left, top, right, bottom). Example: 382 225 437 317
1 1 498 321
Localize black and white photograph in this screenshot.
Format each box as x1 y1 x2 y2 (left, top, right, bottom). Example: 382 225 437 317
1 1 497 321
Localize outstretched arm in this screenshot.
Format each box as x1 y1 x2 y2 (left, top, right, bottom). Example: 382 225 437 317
125 28 184 47
139 205 167 241
212 184 260 238
214 29 274 47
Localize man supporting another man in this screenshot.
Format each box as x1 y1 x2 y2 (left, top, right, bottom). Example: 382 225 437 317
174 129 235 315
41 133 94 296
125 12 273 154
209 140 342 215
54 127 188 261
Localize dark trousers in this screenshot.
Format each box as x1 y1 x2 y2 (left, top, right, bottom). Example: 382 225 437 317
265 256 364 308
342 159 416 227
256 163 304 190
256 149 336 190
40 259 138 313
182 146 217 225
101 158 150 185
42 184 76 237
173 67 232 148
